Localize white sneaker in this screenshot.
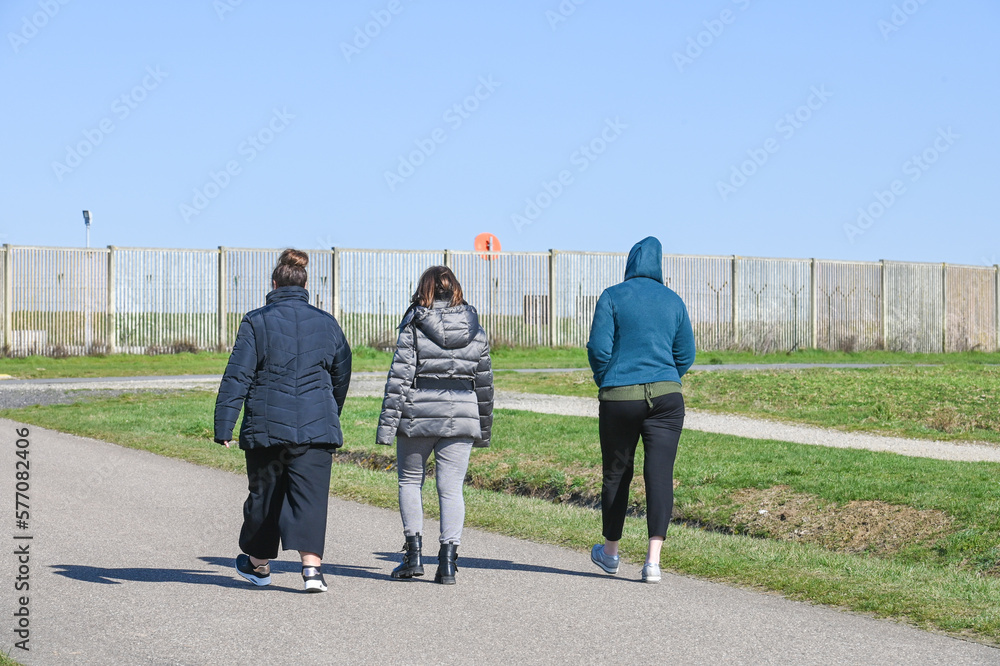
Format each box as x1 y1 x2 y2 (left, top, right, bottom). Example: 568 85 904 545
302 566 328 593
591 544 619 575
642 562 661 583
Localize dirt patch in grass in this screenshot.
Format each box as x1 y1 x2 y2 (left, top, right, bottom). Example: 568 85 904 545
729 485 953 555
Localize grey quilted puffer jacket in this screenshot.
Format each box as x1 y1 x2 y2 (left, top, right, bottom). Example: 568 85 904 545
376 300 493 446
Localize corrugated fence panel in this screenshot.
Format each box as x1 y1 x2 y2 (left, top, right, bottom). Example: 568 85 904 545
225 248 279 342
885 261 944 352
736 257 812 352
449 251 550 347
551 252 625 348
815 260 882 351
664 255 734 351
2 245 996 355
115 248 217 352
945 265 997 352
338 249 444 349
12 247 108 355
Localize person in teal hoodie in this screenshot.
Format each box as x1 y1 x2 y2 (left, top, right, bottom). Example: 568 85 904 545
586 236 695 583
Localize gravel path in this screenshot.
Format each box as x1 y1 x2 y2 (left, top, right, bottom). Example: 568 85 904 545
3 373 997 464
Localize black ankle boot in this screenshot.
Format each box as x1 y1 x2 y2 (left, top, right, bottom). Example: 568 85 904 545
391 534 424 579
435 542 458 585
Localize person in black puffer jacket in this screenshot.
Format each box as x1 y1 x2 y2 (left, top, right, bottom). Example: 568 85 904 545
215 249 351 593
377 266 493 585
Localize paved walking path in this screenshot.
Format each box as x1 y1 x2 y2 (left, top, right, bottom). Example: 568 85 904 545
2 420 997 665
2 372 998 463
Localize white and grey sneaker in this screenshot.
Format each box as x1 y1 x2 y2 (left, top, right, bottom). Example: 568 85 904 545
590 544 620 575
642 562 661 583
302 566 328 593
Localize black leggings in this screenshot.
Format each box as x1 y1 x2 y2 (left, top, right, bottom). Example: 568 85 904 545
599 392 685 541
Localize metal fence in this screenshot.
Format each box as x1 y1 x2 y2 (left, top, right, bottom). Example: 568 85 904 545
1 244 997 356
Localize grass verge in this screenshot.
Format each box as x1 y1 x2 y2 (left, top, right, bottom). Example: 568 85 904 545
494 365 1000 444
2 391 998 643
4 347 999 380
0 652 24 666
0 346 586 379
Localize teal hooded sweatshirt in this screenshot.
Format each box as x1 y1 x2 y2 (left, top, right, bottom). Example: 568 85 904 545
586 236 696 389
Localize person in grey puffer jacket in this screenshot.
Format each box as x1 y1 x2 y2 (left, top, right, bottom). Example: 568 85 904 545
377 265 493 585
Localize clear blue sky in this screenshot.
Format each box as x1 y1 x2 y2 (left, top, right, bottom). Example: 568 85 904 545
3 1 997 265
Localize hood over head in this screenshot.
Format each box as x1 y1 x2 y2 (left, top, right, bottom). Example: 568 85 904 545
406 303 481 349
624 236 663 283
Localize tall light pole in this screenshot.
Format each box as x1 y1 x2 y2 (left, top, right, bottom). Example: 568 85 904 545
82 210 92 248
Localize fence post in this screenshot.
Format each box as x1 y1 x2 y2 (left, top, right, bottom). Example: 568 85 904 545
107 246 117 354
880 259 888 351
443 249 450 269
995 264 999 352
2 245 11 354
731 255 739 348
809 258 817 349
332 247 341 322
217 247 227 351
941 262 948 353
548 249 557 347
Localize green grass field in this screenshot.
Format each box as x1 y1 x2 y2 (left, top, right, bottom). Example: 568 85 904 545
3 391 998 643
3 347 998 380
494 364 1000 444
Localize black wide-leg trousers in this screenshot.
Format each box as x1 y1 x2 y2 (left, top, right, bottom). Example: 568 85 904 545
599 392 685 541
239 445 334 560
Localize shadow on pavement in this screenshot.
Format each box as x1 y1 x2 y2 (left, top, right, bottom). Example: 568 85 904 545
199 556 384 581
51 563 246 588
372 551 616 580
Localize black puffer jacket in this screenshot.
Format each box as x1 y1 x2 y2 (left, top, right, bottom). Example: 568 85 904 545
214 286 352 449
377 300 493 446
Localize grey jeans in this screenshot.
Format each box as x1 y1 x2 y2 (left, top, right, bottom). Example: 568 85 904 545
396 436 473 544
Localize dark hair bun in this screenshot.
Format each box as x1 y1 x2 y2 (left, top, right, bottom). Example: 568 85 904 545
279 249 308 268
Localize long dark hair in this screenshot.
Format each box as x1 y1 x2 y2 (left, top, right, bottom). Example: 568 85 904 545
411 266 465 308
272 249 308 287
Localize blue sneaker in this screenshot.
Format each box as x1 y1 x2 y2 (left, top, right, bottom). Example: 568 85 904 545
235 554 271 586
590 544 619 575
642 562 661 583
